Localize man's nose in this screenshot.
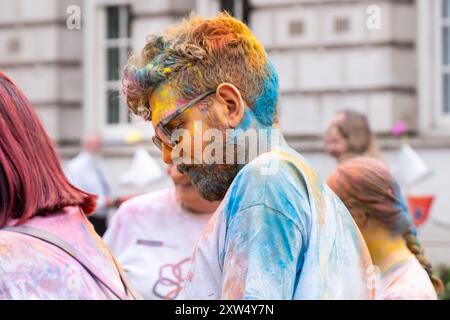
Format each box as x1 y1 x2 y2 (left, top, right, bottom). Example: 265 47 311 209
162 143 173 164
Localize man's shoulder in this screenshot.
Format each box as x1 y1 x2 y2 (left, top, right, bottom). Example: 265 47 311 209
233 147 310 193
225 147 313 219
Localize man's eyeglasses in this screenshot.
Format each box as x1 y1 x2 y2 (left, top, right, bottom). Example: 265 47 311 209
152 89 216 151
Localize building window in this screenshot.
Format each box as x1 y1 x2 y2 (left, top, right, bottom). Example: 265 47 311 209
220 0 251 24
289 20 305 36
334 17 351 34
105 5 131 125
441 0 450 115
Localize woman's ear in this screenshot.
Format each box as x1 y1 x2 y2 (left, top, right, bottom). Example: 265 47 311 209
215 83 245 128
351 208 368 230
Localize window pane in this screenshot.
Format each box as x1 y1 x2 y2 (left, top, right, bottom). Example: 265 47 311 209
444 74 450 114
444 27 450 65
444 0 450 18
107 90 120 124
220 0 250 24
107 47 120 80
107 6 119 39
118 96 132 123
220 0 234 15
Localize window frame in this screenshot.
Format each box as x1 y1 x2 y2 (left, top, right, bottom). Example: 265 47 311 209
84 0 153 143
104 5 132 126
434 0 450 126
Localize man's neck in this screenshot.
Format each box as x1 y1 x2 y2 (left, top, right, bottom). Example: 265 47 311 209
180 201 218 215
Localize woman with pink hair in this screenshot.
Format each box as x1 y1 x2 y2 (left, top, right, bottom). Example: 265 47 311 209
0 71 139 299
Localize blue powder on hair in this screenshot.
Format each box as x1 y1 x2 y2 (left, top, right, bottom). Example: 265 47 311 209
393 182 417 236
251 61 279 127
130 37 176 90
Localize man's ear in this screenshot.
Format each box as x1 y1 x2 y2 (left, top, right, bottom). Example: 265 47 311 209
215 83 245 128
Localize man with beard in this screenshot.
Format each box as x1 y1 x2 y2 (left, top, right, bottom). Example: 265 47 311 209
122 13 376 299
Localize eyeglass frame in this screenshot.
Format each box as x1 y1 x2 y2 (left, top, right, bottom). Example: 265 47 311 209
152 89 216 151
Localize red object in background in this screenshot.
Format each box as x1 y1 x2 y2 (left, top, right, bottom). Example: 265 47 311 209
407 195 434 227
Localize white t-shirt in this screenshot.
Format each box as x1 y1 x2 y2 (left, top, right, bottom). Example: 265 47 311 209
377 256 437 300
103 188 212 300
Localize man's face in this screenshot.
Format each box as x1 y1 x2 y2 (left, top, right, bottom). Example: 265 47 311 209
83 134 102 155
149 82 238 201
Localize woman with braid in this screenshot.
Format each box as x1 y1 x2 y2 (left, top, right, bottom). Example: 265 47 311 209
327 157 443 299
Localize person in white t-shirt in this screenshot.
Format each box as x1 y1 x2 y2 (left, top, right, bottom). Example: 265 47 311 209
103 164 219 299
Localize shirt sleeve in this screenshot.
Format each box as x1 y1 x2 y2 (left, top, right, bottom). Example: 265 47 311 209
221 205 303 300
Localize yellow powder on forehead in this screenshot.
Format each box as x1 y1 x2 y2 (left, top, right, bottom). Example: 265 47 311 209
150 82 184 125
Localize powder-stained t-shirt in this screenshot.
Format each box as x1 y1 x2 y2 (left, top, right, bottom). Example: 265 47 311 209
377 256 437 300
0 206 126 299
104 188 212 300
181 144 376 300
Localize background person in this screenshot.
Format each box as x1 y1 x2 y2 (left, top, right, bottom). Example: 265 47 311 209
327 157 444 299
0 71 137 299
324 110 381 163
104 164 219 299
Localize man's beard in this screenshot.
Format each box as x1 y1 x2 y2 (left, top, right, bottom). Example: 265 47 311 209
177 162 238 202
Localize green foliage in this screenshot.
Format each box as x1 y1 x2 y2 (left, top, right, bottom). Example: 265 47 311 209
436 265 450 300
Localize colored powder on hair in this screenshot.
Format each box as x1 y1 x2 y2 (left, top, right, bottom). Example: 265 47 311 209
251 61 279 127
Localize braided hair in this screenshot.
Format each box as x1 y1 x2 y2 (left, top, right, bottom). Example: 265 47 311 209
328 157 444 294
